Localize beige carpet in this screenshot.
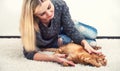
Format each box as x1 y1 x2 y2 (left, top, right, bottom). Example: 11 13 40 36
0 38 120 71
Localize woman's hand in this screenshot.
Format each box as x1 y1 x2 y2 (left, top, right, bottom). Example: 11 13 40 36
81 40 102 54
51 54 75 66
84 43 102 54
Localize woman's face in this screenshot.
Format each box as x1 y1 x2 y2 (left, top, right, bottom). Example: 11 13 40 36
35 0 54 23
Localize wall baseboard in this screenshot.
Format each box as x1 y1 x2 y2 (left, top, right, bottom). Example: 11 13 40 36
0 36 120 39
96 36 120 39
0 36 20 38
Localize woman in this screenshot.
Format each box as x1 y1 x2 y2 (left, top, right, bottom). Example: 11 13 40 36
20 0 101 66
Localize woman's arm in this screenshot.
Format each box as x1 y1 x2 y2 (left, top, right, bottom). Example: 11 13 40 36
33 52 53 61
23 48 75 66
59 1 101 54
60 1 85 44
33 52 75 66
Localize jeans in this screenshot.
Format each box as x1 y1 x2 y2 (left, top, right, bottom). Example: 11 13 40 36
51 21 98 47
60 21 97 46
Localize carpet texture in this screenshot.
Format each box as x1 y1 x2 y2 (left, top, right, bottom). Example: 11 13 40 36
0 38 120 71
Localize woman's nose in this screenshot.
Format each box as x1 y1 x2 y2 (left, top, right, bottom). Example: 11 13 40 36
46 11 52 17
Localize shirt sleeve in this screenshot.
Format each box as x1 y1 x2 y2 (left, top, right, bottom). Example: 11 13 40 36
61 1 85 44
23 47 37 60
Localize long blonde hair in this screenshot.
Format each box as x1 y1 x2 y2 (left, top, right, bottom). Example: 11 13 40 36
20 0 45 52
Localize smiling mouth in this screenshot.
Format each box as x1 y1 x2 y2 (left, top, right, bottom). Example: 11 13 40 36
49 13 54 19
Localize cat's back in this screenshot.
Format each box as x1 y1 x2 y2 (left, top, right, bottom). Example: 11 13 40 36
61 43 84 53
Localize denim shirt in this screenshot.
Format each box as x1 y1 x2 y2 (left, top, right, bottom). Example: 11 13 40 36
23 0 85 60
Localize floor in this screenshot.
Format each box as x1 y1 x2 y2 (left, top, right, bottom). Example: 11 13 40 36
0 38 120 71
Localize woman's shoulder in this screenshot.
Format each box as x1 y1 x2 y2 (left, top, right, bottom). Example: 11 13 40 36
51 0 66 6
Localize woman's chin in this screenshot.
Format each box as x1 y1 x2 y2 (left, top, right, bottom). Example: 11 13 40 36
50 14 54 19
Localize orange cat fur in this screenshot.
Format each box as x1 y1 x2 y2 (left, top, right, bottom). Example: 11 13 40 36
55 43 107 67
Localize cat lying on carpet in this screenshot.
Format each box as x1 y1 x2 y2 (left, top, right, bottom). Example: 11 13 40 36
41 43 107 67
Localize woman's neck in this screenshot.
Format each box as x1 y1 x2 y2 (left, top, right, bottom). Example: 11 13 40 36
42 21 51 27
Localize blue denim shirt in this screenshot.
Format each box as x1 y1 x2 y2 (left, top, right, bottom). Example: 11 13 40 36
24 0 85 60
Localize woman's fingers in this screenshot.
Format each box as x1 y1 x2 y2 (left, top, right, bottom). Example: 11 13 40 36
66 61 75 66
84 45 102 55
61 58 75 66
86 48 92 53
54 54 75 66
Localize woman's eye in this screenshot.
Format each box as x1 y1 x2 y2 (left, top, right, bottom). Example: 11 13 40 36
39 12 45 16
48 4 51 9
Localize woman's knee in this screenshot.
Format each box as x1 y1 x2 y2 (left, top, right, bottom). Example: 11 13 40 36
74 21 97 39
58 34 72 45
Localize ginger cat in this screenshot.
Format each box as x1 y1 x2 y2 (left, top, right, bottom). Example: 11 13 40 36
41 43 107 67
55 43 107 67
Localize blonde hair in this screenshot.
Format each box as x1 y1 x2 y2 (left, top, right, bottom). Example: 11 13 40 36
20 0 45 52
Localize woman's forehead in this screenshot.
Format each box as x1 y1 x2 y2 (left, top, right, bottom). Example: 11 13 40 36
34 0 50 14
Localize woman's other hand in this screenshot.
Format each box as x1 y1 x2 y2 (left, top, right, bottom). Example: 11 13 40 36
81 40 102 54
51 54 75 66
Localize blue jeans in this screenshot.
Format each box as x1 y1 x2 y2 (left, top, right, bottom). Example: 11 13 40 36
74 21 97 45
74 22 97 39
52 21 97 47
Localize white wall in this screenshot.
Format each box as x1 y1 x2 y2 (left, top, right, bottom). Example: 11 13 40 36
0 0 22 36
0 0 120 36
65 0 120 36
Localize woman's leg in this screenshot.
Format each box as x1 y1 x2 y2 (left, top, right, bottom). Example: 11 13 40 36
58 21 98 47
58 34 72 46
74 21 98 47
50 34 71 48
74 21 97 39
58 34 97 47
